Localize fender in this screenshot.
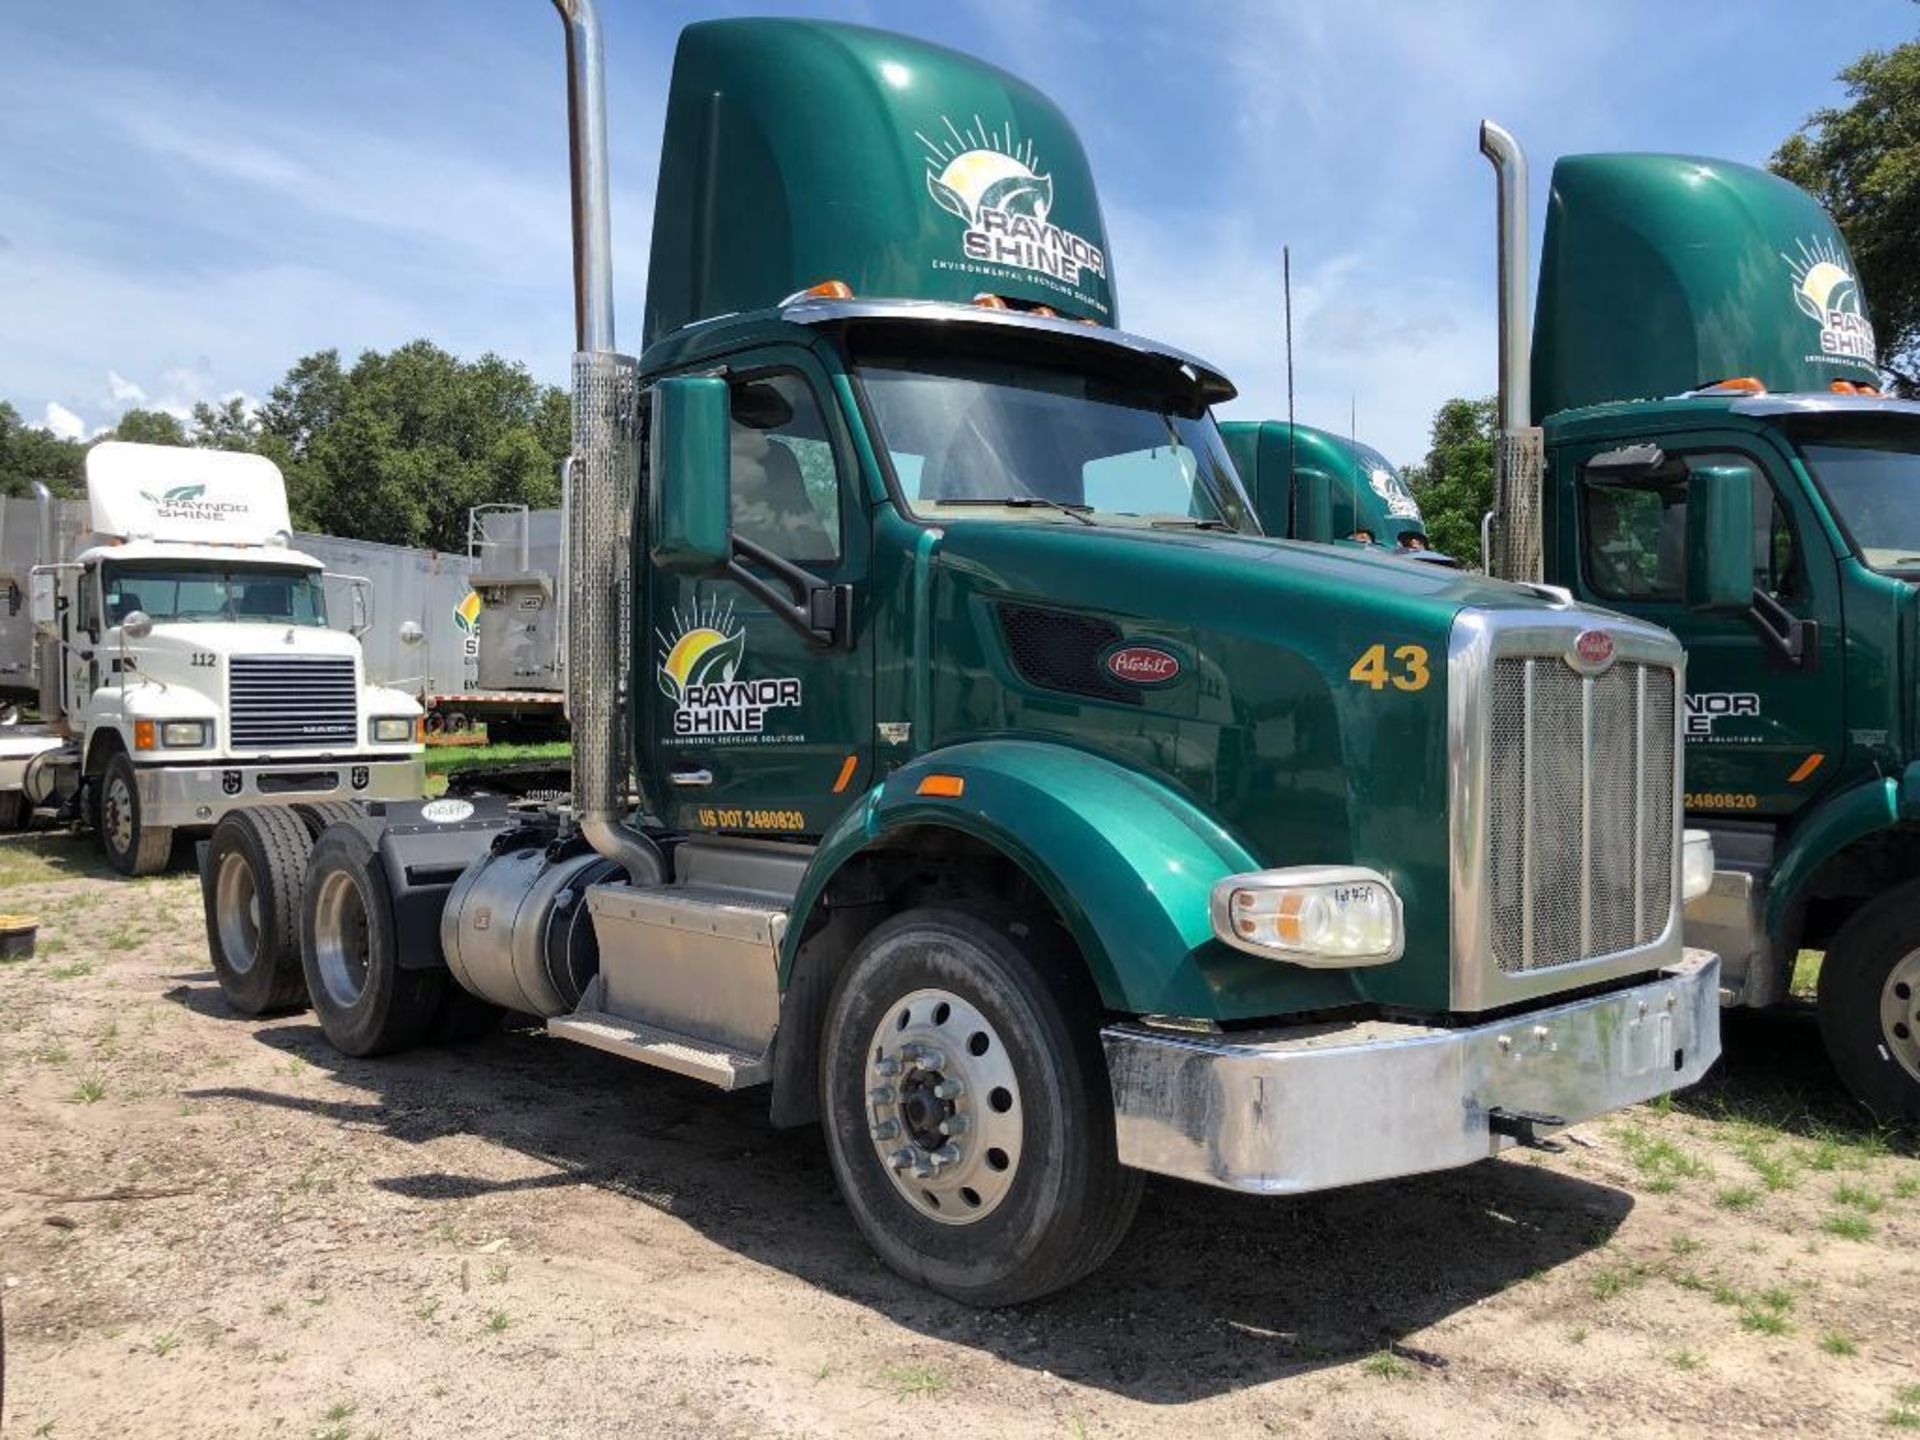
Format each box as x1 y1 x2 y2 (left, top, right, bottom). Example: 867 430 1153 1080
1765 774 1904 934
782 739 1362 1019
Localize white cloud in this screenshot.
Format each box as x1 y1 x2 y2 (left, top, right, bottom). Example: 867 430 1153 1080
41 402 86 441
105 370 145 405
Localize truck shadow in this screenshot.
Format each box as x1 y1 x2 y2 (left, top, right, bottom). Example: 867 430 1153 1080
179 1000 1636 1401
1673 1003 1916 1154
0 830 120 883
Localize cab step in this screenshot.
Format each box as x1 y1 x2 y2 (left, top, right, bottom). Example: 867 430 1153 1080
547 1007 772 1089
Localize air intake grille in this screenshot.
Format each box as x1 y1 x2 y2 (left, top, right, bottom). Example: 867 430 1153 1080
1485 657 1674 973
229 655 357 749
997 604 1140 705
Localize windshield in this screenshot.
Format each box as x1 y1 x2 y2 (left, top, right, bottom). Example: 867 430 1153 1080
1790 419 1920 573
853 343 1254 533
103 562 329 627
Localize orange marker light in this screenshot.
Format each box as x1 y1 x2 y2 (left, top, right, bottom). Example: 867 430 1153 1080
831 754 859 794
1788 752 1825 784
1702 376 1767 395
916 774 966 798
800 279 853 300
415 716 428 744
1830 380 1861 395
971 293 1009 310
133 719 157 751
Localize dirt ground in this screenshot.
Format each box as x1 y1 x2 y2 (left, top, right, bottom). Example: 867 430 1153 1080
2 831 1917 1440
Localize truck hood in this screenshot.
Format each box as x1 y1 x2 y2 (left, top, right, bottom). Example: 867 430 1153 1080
919 519 1609 1016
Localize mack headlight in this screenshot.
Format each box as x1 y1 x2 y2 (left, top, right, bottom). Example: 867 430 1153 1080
1209 865 1404 966
369 717 415 744
160 720 212 748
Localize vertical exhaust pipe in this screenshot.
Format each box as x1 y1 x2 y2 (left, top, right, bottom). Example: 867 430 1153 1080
548 0 663 886
1479 121 1544 584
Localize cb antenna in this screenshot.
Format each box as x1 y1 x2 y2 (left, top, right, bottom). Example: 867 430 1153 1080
1284 246 1297 538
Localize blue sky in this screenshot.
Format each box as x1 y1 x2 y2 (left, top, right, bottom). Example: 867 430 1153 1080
3 1 1915 466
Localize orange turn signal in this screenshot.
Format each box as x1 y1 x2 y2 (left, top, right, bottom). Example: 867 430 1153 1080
798 278 853 300
415 716 427 743
133 719 157 751
916 774 966 798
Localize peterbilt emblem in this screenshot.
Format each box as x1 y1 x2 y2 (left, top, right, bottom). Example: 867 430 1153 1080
1569 629 1616 673
1104 645 1182 686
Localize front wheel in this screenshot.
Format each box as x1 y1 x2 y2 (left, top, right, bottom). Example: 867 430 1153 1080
820 906 1141 1306
1819 880 1920 1124
98 751 172 876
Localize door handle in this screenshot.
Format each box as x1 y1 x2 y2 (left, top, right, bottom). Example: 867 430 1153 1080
670 767 713 787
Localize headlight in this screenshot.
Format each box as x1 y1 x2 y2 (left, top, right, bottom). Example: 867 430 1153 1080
160 720 212 748
1681 829 1716 903
1210 865 1404 966
369 716 415 744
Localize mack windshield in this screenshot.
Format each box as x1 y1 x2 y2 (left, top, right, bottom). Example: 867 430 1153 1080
1792 420 1920 573
104 563 329 627
854 345 1253 531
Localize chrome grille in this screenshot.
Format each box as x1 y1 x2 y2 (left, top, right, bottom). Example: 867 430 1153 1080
229 655 357 749
1485 656 1675 974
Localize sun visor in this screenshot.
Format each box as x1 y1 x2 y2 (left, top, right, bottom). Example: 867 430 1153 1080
642 19 1117 346
1532 153 1880 419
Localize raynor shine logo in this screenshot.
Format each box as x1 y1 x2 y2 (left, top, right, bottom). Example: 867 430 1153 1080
1785 236 1876 365
137 483 250 523
919 117 1106 294
657 599 803 741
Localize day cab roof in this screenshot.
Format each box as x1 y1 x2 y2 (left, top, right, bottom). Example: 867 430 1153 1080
74 538 324 571
1544 390 1920 445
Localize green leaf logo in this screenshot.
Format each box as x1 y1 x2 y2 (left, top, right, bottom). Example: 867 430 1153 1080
163 484 205 503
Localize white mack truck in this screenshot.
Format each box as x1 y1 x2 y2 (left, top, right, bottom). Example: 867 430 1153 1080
1 442 425 873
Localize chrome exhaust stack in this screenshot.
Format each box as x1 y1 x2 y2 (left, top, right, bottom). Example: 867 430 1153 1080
1479 121 1544 584
549 0 663 886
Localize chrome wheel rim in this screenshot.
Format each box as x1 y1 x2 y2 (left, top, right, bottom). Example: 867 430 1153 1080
1882 949 1920 1084
863 987 1023 1227
311 868 372 1009
103 774 134 856
215 851 262 974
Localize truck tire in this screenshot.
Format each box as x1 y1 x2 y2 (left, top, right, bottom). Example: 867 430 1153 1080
819 905 1142 1306
203 807 315 1015
98 751 172 876
1818 879 1920 1124
0 790 27 831
299 821 446 1057
292 801 367 838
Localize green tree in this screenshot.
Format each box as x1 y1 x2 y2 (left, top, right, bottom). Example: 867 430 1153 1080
190 396 260 452
0 400 85 498
1772 35 1920 393
259 341 569 551
1403 396 1496 566
106 407 189 447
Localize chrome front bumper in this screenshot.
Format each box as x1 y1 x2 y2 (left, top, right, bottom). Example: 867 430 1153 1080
134 756 424 828
1103 949 1721 1195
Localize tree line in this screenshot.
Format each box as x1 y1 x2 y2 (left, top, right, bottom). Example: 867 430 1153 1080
0 342 569 556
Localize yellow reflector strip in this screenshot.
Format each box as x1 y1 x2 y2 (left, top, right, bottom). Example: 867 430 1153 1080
832 755 859 794
1788 752 1825 784
916 774 965 798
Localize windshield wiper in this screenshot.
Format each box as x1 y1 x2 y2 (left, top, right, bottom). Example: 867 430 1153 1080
941 495 1098 526
1148 517 1236 531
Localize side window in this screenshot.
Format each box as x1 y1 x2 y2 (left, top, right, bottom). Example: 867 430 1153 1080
1581 451 1794 602
729 371 841 565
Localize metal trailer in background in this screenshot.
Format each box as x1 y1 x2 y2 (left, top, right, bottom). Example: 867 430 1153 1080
429 504 568 743
0 493 84 713
293 530 476 701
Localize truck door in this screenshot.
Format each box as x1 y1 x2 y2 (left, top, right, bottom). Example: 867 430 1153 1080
1566 433 1844 818
644 350 871 839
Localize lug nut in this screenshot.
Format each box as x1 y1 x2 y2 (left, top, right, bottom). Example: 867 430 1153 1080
874 1058 901 1078
932 1079 965 1100
869 1086 895 1105
929 1143 962 1169
939 1115 970 1136
871 1119 900 1142
887 1147 915 1172
914 1048 946 1071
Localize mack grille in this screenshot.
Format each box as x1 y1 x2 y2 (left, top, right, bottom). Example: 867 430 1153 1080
229 655 358 749
1485 656 1675 973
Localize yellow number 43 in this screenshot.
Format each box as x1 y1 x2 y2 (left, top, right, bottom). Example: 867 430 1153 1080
1349 643 1430 692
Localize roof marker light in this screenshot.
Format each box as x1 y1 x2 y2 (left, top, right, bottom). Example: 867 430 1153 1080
781 279 854 305
1689 376 1767 396
971 293 1010 310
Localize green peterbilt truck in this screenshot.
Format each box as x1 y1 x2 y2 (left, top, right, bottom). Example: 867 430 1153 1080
199 11 1720 1303
1473 123 1920 1120
1221 420 1434 552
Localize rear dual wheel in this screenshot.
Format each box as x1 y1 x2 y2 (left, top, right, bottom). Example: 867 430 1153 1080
204 807 315 1014
820 906 1141 1306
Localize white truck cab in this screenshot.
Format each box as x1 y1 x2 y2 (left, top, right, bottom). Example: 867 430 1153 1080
10 443 424 873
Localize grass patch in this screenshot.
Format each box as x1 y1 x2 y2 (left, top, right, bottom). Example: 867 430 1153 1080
1669 1233 1702 1257
1834 1182 1885 1214
484 1309 510 1334
1820 1332 1858 1357
1589 1262 1648 1300
1715 1186 1759 1211
151 1332 181 1357
1667 1349 1703 1371
1822 1213 1874 1241
1895 1174 1920 1201
49 960 94 981
1739 1308 1792 1337
878 1364 951 1399
1616 1124 1709 1191
1888 1408 1920 1432
1359 1350 1414 1379
424 741 568 777
1789 949 1822 998
72 1073 106 1104
1733 1140 1797 1192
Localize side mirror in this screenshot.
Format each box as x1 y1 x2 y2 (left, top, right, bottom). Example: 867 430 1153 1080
29 571 57 634
649 376 733 575
399 620 425 648
121 610 154 640
1685 463 1753 612
1293 467 1333 544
